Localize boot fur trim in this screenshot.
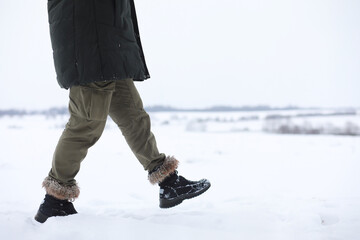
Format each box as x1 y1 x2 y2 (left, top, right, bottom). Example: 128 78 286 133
148 156 179 185
42 176 80 201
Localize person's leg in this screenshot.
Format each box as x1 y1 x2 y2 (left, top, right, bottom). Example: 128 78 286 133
108 79 210 208
108 79 174 175
36 81 115 223
42 81 116 200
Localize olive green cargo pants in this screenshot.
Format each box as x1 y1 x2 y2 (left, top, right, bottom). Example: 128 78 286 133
48 79 165 186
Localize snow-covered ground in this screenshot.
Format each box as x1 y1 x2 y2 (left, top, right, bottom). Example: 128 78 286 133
1 112 360 240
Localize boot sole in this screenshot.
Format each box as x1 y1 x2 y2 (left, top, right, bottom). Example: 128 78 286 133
34 210 78 223
159 181 211 208
34 210 49 223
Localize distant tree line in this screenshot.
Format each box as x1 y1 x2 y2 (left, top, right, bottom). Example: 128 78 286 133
0 107 68 118
145 105 301 112
0 105 358 118
265 111 357 120
263 120 360 136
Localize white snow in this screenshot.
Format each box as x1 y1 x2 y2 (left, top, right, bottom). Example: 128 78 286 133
0 112 360 239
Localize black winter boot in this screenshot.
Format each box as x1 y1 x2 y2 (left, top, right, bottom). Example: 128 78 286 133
34 194 77 223
159 171 211 208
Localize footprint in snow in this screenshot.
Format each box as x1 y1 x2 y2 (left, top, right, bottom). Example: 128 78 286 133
319 213 339 226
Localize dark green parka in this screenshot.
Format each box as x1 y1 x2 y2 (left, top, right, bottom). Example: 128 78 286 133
48 0 150 89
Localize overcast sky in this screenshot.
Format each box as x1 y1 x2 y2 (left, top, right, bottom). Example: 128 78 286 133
0 0 359 110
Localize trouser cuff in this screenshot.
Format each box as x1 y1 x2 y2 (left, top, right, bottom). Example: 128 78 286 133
42 176 80 201
148 156 179 185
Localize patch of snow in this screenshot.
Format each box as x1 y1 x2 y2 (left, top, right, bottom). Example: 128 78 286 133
0 112 360 239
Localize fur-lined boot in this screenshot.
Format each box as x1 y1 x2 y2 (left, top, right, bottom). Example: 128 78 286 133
148 156 211 208
34 177 79 223
34 194 77 223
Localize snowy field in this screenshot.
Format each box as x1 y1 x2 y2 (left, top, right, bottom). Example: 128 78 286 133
1 111 360 240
